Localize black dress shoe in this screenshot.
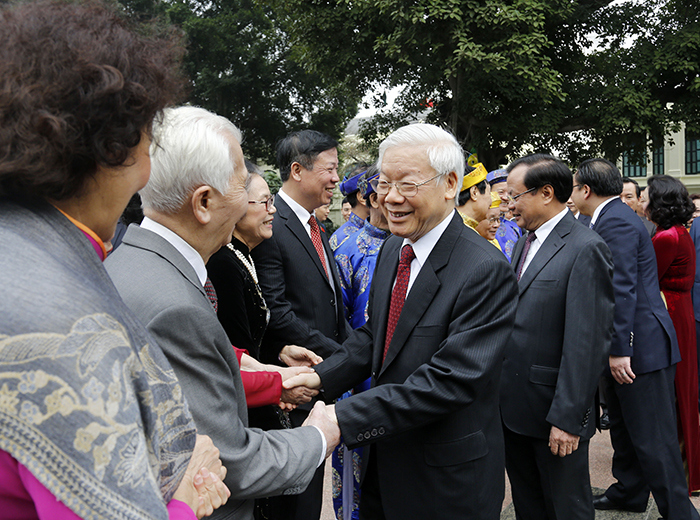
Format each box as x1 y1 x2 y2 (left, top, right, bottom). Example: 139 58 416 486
600 412 610 430
592 495 647 513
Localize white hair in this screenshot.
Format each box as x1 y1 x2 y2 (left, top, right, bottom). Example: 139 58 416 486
140 106 243 214
377 123 465 192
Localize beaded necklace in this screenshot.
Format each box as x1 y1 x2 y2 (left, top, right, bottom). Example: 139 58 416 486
227 242 258 284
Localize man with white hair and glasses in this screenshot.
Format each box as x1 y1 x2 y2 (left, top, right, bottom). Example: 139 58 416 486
285 123 518 520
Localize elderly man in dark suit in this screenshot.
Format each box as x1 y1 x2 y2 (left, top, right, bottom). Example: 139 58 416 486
250 130 351 520
572 158 699 520
500 154 615 520
285 123 519 520
106 106 340 520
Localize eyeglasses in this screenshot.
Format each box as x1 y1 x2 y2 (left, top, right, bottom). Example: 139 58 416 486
248 194 275 212
507 186 538 203
487 217 500 224
370 173 444 198
572 184 582 190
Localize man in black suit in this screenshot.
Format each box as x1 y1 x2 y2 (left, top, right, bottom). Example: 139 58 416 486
572 158 699 520
500 154 615 520
285 124 519 519
251 130 350 520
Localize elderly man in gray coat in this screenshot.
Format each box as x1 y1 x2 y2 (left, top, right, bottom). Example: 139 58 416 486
106 106 339 520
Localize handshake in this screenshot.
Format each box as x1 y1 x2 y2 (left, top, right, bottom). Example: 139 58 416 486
239 344 326 411
276 345 340 459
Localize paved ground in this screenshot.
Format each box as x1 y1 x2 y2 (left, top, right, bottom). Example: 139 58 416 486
320 429 700 519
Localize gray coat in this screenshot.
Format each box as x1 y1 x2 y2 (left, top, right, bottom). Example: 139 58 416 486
106 224 322 520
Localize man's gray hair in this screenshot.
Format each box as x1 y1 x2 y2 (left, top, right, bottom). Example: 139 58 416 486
377 124 465 192
141 106 243 213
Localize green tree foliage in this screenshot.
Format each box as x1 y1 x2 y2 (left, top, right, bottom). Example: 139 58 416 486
119 0 361 163
274 0 699 168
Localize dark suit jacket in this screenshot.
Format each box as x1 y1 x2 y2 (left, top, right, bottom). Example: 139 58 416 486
576 212 592 227
315 212 519 520
593 198 680 374
106 225 323 520
251 196 349 363
501 210 614 441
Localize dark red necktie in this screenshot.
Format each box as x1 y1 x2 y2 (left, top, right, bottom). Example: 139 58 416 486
308 216 329 279
383 244 416 361
516 232 537 281
204 277 218 313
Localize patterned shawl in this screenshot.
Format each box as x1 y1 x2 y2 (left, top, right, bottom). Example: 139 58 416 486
0 199 197 520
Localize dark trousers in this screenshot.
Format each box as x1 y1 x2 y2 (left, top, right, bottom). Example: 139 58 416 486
603 366 699 520
287 407 324 520
358 448 385 520
504 426 594 520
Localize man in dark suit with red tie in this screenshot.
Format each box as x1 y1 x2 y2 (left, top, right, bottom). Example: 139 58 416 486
251 130 350 520
285 124 519 519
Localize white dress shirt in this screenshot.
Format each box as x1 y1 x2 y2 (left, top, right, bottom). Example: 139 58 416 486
400 210 455 295
520 207 569 276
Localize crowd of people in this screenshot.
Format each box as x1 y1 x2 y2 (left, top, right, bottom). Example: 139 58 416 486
2 2 700 520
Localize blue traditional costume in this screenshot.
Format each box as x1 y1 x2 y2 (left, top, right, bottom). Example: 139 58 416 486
331 169 389 520
330 168 367 251
488 168 522 261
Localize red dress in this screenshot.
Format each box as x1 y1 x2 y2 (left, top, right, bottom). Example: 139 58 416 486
652 224 700 492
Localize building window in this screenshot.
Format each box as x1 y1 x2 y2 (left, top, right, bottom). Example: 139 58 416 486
687 131 700 175
653 143 664 176
622 152 647 178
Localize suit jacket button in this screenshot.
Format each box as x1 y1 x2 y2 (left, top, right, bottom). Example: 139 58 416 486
371 429 378 436
357 433 364 442
330 299 335 306
364 432 371 440
378 427 385 435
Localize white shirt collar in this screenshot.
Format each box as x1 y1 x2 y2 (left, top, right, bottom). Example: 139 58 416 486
401 210 455 292
590 196 619 227
140 216 208 286
278 188 315 233
518 207 569 277
532 207 570 244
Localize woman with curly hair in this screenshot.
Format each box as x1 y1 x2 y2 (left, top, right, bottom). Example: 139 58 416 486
0 1 230 518
645 174 700 493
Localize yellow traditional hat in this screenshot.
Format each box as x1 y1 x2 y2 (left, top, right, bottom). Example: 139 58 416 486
460 163 488 192
490 191 501 208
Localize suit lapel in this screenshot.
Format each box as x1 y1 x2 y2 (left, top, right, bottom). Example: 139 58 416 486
378 213 460 375
518 212 574 293
277 197 333 289
123 224 207 299
511 234 526 271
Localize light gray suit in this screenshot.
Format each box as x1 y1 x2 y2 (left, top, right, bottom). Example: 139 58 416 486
105 224 322 520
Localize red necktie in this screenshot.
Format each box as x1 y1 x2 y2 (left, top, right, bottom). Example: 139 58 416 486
383 244 416 361
516 232 537 281
308 216 329 279
204 277 218 313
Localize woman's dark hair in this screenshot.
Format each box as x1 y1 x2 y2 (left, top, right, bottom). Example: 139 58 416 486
0 0 186 201
646 175 694 230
